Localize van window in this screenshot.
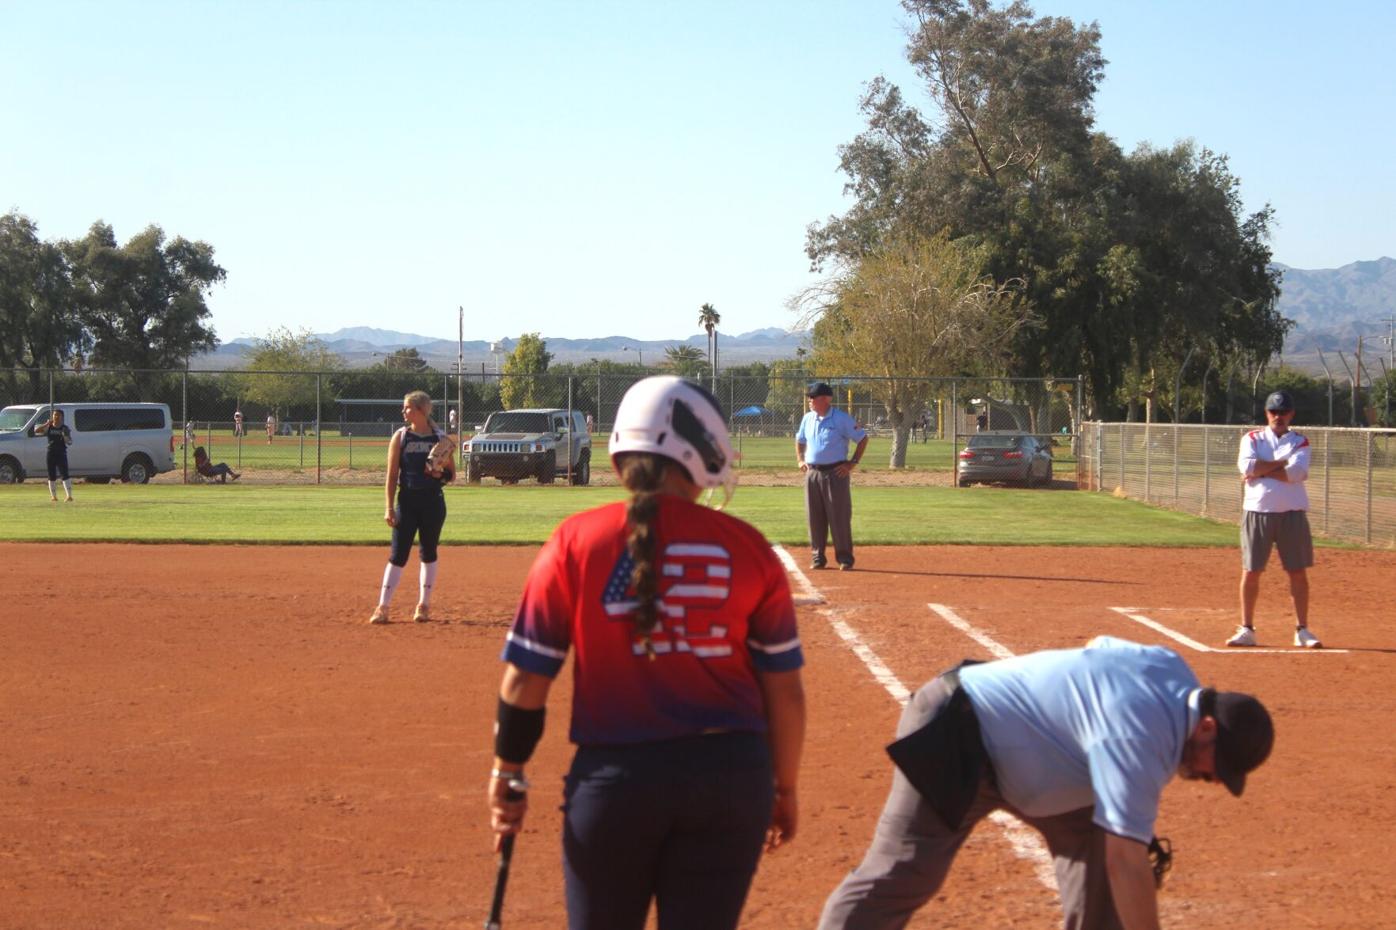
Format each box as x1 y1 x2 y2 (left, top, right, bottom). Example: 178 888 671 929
0 407 38 432
74 407 167 432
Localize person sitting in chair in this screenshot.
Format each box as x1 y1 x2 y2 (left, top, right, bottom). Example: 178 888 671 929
193 446 240 483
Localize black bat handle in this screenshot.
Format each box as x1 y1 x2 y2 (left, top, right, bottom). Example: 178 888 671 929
485 780 527 930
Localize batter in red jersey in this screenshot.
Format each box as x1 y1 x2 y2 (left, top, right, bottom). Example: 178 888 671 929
488 376 806 930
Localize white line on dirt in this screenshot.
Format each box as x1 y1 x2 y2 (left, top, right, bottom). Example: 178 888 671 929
1108 607 1350 654
926 603 1016 660
773 545 1057 894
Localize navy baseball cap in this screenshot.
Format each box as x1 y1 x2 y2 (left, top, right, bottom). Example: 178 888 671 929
806 382 834 398
1203 689 1274 797
1264 390 1295 412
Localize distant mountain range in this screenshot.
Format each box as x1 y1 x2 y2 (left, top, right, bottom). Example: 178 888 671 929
196 258 1395 375
197 327 811 370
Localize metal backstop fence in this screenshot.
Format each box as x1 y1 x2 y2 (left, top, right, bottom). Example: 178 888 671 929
1079 422 1396 548
2 366 1082 486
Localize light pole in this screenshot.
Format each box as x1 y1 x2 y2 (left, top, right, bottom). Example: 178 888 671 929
623 346 643 368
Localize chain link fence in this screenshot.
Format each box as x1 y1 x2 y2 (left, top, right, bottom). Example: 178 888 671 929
1079 422 1396 547
3 367 1082 486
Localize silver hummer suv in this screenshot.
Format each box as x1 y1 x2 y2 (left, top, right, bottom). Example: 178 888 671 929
464 408 592 485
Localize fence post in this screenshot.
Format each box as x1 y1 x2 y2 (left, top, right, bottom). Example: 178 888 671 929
1118 423 1125 492
950 380 959 484
1202 426 1210 514
566 376 574 484
348 432 352 469
1367 430 1374 544
299 426 305 468
1172 425 1179 503
181 367 188 484
1323 431 1331 533
1144 421 1152 502
316 373 322 485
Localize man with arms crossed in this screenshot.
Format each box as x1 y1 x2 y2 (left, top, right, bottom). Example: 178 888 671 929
818 636 1274 930
1226 389 1322 648
795 382 868 571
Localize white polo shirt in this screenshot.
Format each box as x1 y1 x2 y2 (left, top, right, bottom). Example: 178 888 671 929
1237 426 1310 513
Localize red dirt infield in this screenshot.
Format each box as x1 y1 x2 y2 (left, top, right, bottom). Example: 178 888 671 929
4 541 1395 929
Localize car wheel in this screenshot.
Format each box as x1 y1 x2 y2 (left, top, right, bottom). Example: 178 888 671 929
957 476 970 487
121 453 153 484
500 477 519 485
538 459 557 484
466 456 481 483
570 452 591 486
87 477 112 484
1043 463 1053 487
0 456 21 484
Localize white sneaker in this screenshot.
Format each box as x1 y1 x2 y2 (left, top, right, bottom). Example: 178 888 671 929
1294 627 1323 648
1225 626 1257 647
368 606 389 625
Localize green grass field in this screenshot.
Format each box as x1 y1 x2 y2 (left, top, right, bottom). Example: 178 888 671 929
0 481 1248 548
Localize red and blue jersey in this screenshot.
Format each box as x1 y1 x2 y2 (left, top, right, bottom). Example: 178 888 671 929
502 496 803 745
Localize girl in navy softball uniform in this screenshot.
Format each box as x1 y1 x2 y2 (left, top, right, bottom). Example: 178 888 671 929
488 376 807 930
36 409 73 502
369 391 454 624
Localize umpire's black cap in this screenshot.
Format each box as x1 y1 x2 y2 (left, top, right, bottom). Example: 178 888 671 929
806 381 834 398
1205 689 1274 797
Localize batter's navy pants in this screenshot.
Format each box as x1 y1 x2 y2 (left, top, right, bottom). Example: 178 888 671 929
561 731 774 930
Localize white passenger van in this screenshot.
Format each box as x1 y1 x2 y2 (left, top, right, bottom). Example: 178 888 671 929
0 402 176 484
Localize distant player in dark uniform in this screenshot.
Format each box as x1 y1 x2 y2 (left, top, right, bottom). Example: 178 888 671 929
488 376 807 930
35 409 73 502
369 390 454 624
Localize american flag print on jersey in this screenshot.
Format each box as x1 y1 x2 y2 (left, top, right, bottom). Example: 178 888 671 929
603 543 735 658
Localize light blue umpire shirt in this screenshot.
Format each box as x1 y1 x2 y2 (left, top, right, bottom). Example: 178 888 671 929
957 636 1201 843
796 407 867 466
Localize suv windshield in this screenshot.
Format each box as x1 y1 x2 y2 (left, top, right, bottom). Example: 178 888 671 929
0 407 39 432
485 412 552 433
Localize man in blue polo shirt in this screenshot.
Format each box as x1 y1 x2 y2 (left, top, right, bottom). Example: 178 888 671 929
818 636 1274 930
795 382 869 570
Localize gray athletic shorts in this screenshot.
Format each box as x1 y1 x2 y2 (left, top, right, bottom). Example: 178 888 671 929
1241 510 1313 572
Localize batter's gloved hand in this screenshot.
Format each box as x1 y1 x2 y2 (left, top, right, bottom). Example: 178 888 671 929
1148 836 1173 890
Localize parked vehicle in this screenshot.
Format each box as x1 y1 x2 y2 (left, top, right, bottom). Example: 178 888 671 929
0 403 176 484
464 408 592 485
956 432 1053 488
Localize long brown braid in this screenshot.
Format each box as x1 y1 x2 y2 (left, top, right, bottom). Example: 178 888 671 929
616 452 670 659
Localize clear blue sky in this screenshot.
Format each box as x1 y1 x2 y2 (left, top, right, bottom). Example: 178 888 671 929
4 0 1392 344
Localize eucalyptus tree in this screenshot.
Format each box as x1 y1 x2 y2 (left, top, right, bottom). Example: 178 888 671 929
805 0 1285 417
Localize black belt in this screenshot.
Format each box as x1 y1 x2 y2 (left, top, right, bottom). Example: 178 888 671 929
809 461 846 471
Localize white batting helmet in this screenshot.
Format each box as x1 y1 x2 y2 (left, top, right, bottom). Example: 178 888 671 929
610 376 736 499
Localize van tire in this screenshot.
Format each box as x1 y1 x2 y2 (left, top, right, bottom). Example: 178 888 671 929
0 456 21 484
538 459 557 484
121 453 154 484
87 477 112 485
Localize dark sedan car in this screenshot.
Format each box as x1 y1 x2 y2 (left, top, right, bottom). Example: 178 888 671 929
956 433 1053 488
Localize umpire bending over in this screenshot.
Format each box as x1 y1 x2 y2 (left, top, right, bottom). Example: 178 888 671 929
796 382 868 571
819 636 1274 930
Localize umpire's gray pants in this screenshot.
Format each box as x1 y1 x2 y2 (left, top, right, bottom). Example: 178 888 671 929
817 676 1125 930
805 467 855 567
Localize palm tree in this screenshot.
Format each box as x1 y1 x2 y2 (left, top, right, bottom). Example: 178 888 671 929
698 302 720 390
662 344 708 379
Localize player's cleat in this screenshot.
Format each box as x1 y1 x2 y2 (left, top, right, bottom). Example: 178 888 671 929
1294 627 1323 648
1225 626 1257 647
811 560 826 570
838 563 853 572
368 606 390 625
413 605 430 623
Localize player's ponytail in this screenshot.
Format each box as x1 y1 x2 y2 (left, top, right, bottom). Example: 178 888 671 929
617 452 666 659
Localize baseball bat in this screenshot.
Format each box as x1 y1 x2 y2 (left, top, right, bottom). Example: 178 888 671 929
485 777 528 930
